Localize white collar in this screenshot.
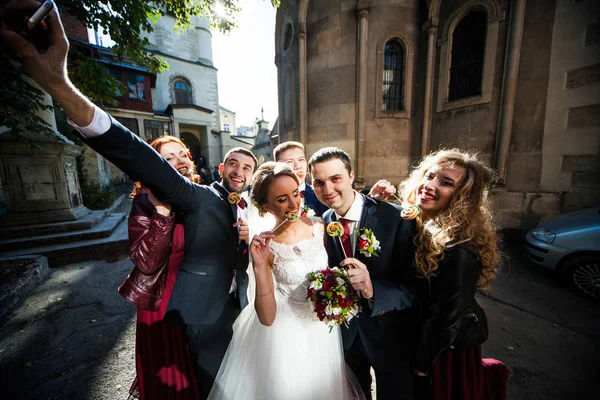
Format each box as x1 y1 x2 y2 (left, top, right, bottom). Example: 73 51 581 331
299 182 306 192
335 191 364 222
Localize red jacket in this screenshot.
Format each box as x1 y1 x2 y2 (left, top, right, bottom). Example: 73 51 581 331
118 192 176 310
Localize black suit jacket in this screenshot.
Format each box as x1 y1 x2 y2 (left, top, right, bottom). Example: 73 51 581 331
323 194 417 370
81 117 249 327
303 184 328 217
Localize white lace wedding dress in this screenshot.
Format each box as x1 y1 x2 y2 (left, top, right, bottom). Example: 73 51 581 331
208 218 364 400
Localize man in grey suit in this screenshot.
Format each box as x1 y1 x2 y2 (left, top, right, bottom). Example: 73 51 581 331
1 5 256 397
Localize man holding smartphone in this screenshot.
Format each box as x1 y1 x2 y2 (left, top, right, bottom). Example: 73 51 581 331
1 2 257 398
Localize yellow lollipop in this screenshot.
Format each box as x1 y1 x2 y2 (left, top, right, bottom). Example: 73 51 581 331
273 211 299 231
284 211 299 222
400 205 420 220
326 222 344 238
228 192 241 205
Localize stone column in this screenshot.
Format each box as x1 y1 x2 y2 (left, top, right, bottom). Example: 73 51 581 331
355 1 370 188
495 0 527 182
0 79 90 227
298 23 308 146
421 18 438 157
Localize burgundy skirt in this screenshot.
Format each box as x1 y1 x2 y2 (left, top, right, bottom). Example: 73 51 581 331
130 225 200 400
430 345 484 400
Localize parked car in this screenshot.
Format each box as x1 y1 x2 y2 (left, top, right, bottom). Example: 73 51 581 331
525 207 600 300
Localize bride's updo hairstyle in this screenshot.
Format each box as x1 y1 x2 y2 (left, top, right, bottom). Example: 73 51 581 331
251 162 299 216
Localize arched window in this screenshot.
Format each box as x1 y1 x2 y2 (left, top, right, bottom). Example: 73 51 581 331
448 11 486 101
174 79 192 104
382 39 406 112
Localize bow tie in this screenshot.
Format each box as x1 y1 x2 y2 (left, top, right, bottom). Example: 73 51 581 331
237 198 247 210
300 190 305 198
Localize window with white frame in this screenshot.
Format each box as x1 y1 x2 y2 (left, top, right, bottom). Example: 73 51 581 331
174 78 192 104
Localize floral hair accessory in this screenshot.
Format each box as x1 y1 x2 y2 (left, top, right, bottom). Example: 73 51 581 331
300 205 315 218
307 266 361 332
227 192 241 205
400 204 420 220
326 221 344 238
356 227 380 257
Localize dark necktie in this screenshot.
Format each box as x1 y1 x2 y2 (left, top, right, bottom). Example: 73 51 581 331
238 198 247 209
300 190 306 198
338 218 353 259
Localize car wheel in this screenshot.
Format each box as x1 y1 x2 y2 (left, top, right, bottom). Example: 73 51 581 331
562 255 600 300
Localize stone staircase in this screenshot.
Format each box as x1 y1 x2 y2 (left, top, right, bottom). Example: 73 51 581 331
0 195 131 267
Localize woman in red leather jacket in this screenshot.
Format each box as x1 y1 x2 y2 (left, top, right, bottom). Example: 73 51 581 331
400 149 504 400
118 136 201 399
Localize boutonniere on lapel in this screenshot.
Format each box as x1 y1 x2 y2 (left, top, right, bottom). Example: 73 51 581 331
400 205 421 220
300 205 315 218
356 228 381 257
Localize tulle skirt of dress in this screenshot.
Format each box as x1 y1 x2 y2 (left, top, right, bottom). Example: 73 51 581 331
207 301 364 400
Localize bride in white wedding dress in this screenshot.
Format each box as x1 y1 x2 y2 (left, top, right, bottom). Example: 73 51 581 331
208 162 364 400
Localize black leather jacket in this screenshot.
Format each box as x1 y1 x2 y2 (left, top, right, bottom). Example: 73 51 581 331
414 242 489 372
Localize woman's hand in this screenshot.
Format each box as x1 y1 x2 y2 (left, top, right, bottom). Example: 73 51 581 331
148 190 172 216
250 232 275 271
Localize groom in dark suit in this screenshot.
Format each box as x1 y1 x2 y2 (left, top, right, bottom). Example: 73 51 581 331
2 7 257 389
83 125 257 397
309 147 417 399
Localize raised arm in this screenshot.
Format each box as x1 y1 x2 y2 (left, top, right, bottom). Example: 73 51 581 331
1 2 94 127
1 3 201 212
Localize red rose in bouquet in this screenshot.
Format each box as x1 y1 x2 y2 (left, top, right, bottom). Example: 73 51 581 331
307 267 361 332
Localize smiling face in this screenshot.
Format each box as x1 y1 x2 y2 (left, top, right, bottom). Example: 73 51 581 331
219 152 256 193
158 142 193 179
262 175 301 220
416 164 466 218
275 147 308 184
310 159 355 216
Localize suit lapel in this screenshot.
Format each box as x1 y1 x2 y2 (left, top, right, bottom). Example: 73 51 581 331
212 182 238 221
211 182 238 241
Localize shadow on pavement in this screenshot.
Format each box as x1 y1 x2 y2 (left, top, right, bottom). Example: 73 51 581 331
0 258 136 399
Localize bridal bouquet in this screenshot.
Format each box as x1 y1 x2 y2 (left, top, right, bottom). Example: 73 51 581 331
307 267 361 332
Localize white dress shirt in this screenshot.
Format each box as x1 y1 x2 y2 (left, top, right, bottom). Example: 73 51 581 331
334 191 365 255
68 105 111 137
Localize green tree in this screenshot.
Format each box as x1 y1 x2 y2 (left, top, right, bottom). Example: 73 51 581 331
0 0 280 141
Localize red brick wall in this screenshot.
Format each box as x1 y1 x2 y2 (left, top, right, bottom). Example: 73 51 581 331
61 13 88 42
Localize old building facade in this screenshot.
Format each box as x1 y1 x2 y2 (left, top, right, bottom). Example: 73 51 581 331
275 0 600 228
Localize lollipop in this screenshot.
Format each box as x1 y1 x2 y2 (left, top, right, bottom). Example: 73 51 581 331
326 221 344 238
228 192 241 205
284 211 299 222
327 221 348 259
400 205 420 220
273 211 299 231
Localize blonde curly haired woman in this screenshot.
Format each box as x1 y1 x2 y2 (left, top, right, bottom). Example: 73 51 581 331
399 149 503 400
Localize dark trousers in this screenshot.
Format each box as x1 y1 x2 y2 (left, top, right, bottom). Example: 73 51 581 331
345 335 413 400
184 296 240 399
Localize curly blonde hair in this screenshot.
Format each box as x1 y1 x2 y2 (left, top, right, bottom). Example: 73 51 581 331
250 162 300 216
399 149 500 290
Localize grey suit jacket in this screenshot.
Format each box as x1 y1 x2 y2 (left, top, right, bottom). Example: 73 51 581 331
80 117 249 327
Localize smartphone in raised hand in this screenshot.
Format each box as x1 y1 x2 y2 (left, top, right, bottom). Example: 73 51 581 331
25 0 54 32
